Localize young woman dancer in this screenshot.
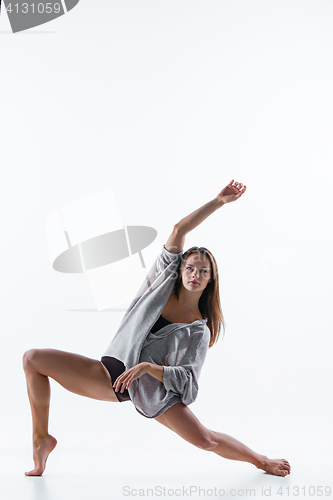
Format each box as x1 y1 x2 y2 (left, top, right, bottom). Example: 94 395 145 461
23 179 291 477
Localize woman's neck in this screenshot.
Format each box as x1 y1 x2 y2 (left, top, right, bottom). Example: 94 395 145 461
174 287 202 314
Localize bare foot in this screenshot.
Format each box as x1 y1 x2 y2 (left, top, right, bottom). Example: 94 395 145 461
261 456 291 476
25 434 57 476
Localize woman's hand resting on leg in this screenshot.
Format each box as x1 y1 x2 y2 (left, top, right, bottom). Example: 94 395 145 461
113 362 149 393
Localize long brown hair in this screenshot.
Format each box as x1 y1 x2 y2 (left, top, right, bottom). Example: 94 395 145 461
173 246 225 348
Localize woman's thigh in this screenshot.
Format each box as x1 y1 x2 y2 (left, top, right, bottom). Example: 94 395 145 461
23 348 119 402
154 403 217 451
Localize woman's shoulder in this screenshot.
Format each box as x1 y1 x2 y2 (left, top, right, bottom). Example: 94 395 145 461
187 318 210 338
186 321 211 353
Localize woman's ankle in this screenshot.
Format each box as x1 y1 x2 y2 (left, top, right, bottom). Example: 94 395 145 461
253 454 269 470
33 433 50 446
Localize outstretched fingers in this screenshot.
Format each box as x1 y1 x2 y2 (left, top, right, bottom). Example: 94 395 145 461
229 180 246 192
228 181 246 199
235 185 247 198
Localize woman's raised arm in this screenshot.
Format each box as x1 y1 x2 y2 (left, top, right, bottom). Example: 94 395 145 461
164 179 246 254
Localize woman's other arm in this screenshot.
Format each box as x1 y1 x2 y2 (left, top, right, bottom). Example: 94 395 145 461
146 362 164 383
164 179 247 254
113 362 164 393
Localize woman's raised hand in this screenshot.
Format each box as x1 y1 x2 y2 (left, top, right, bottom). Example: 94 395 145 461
165 179 247 249
216 179 247 205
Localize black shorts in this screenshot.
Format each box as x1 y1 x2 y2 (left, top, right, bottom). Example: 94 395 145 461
100 356 131 403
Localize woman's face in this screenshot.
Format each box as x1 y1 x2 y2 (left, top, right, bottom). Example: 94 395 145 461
181 252 212 293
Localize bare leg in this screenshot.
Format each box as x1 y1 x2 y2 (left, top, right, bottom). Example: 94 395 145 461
23 358 57 476
22 348 118 476
155 403 291 476
209 430 291 475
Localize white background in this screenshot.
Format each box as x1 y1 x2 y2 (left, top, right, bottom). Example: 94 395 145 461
0 1 332 499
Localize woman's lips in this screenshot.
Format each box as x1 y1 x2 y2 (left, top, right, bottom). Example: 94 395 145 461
190 281 199 285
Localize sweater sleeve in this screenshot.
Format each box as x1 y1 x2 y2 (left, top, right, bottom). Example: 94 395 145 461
124 245 183 316
162 326 210 406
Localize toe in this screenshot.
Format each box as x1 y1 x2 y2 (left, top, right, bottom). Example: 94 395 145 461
278 465 289 476
281 459 291 471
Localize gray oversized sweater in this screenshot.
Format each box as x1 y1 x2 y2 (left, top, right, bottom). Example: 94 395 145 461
102 245 211 418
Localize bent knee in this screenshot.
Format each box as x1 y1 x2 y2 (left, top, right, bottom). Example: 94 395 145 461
22 348 40 370
196 431 218 451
